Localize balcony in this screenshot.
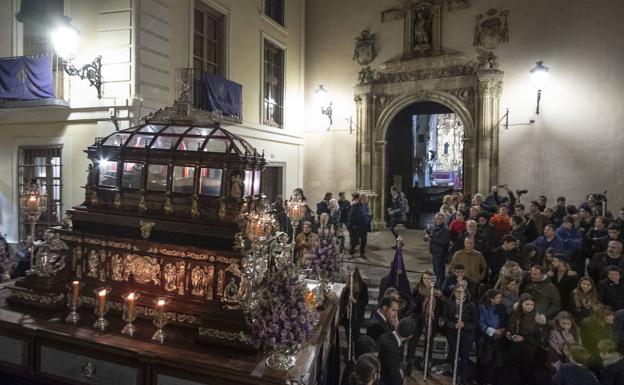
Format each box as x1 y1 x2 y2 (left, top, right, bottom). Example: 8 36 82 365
176 68 242 124
0 54 69 109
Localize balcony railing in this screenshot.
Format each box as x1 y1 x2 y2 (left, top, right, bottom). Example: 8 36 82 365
0 54 68 109
176 68 242 124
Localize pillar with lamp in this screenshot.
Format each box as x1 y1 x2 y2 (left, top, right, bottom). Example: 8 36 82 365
315 84 333 130
19 179 47 275
51 16 103 99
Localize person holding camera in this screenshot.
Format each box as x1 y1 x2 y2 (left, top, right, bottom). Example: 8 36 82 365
425 213 451 287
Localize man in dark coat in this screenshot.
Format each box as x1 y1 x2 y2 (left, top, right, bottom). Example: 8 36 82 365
426 212 451 287
316 192 332 216
588 240 624 284
367 296 399 341
337 192 351 229
521 265 561 319
348 193 371 258
378 317 416 385
599 266 624 311
490 234 528 285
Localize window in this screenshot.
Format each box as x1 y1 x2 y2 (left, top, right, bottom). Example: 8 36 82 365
147 164 169 191
244 170 261 197
172 166 195 194
200 168 222 196
264 0 284 26
98 160 118 187
121 162 143 189
18 146 63 241
263 39 284 128
193 3 225 75
261 166 283 203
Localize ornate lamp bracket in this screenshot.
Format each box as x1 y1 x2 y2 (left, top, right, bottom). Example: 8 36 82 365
63 55 103 99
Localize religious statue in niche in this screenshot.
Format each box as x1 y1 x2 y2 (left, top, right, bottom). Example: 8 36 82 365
473 9 510 50
380 1 441 58
353 30 377 66
87 250 99 278
447 0 468 12
413 5 433 53
229 171 243 200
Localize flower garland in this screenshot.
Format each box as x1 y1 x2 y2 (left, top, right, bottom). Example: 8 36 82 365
248 263 316 349
307 227 341 280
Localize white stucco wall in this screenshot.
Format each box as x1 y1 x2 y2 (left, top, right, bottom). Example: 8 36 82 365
304 0 624 209
0 0 306 242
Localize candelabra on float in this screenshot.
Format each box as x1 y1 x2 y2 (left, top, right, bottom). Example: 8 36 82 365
92 287 111 331
121 292 140 337
152 297 171 344
65 280 84 324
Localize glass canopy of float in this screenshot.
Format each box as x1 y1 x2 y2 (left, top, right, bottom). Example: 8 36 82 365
94 123 263 199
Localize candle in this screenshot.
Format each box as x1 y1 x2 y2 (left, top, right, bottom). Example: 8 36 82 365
126 292 136 319
156 299 165 325
98 289 107 318
70 280 80 307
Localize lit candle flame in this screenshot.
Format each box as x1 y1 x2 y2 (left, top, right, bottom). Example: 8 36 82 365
157 299 165 306
72 280 79 285
98 289 107 297
127 293 135 300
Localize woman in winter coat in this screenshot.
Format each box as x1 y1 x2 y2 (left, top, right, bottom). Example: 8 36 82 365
477 289 508 385
570 276 602 322
442 284 479 385
408 271 443 370
547 311 582 373
506 293 546 385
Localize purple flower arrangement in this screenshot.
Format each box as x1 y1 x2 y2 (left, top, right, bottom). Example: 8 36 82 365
307 229 341 280
248 263 316 349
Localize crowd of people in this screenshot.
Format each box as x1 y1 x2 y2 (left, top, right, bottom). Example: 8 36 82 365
342 186 624 385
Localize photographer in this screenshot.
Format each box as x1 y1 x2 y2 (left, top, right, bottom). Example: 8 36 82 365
484 185 516 212
426 213 451 287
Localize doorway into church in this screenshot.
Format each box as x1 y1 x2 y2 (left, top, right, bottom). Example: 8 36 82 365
385 101 465 229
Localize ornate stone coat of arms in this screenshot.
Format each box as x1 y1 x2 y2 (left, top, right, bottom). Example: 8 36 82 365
353 30 377 66
473 9 510 50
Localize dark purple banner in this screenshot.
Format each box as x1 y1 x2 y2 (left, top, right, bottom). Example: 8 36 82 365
0 54 55 100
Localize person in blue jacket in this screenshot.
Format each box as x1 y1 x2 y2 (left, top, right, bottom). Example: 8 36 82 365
477 289 508 385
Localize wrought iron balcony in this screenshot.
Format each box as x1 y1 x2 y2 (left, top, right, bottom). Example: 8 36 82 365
176 68 242 124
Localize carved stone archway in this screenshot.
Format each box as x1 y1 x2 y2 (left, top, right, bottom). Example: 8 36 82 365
354 52 503 229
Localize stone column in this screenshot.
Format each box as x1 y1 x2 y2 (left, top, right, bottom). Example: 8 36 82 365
355 93 373 190
476 69 504 194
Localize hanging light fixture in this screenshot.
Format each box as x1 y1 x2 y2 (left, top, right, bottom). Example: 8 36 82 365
530 61 550 115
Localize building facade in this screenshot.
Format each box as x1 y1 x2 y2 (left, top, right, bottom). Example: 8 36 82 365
0 0 305 244
303 0 624 226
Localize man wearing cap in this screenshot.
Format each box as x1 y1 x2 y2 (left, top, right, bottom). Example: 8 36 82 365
377 317 416 385
588 240 624 284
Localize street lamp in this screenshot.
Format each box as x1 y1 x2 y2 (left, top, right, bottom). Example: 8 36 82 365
19 179 47 275
530 61 550 115
315 84 333 128
51 16 103 99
